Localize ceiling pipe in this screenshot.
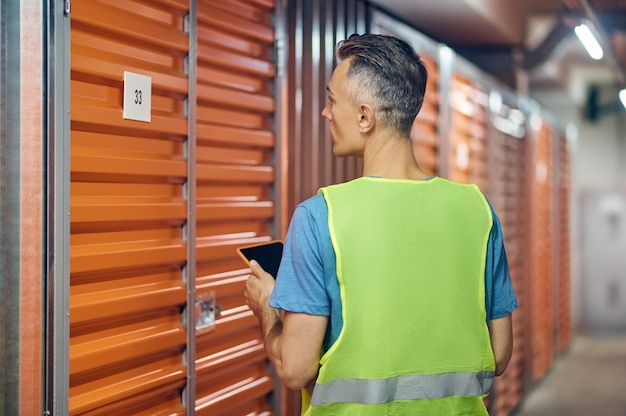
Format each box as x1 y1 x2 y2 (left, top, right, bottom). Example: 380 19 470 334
577 0 626 85
453 19 573 85
522 20 572 70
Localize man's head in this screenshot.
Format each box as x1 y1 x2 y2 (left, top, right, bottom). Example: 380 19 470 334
334 34 428 138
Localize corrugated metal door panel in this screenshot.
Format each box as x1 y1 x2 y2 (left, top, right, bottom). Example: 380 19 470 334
529 121 554 383
287 0 368 214
486 96 527 415
558 135 572 352
195 0 276 414
449 75 470 183
448 73 488 191
70 0 189 414
468 104 488 188
195 364 273 415
70 356 186 415
507 137 527 410
80 386 187 416
412 54 440 176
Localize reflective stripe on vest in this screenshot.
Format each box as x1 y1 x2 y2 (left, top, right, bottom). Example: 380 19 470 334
311 371 494 406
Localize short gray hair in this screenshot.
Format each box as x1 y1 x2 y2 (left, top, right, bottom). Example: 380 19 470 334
336 34 428 137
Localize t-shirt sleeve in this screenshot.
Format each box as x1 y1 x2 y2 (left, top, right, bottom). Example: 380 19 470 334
486 208 519 320
269 200 330 316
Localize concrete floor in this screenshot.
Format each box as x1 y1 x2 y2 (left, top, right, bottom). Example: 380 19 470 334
513 333 626 416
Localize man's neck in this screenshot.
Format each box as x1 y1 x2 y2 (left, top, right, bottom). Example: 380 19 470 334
361 133 430 180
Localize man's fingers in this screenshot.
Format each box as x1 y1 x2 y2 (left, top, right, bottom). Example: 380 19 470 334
244 261 275 317
249 259 263 274
245 274 258 292
249 259 275 280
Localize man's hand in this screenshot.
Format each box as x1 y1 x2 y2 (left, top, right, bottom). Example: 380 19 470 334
243 258 327 391
244 260 276 318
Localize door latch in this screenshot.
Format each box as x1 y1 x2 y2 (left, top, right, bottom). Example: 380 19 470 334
194 292 221 334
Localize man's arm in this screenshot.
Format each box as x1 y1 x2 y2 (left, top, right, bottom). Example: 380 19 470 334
245 260 327 390
488 314 513 376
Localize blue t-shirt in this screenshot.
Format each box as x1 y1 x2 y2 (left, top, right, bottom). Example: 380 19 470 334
270 188 518 351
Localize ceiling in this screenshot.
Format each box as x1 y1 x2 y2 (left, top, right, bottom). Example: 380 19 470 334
367 0 626 111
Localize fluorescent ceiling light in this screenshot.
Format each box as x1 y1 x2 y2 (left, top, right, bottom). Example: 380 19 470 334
619 88 626 109
574 23 604 60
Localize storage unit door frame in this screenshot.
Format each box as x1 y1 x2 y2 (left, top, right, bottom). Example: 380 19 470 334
47 0 72 414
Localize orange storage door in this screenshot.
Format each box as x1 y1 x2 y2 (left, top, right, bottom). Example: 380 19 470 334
486 95 527 416
557 134 572 352
448 74 488 190
411 54 440 176
70 0 279 415
527 119 555 383
193 1 277 415
69 1 190 415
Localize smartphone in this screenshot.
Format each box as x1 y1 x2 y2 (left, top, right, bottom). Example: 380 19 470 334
236 240 284 278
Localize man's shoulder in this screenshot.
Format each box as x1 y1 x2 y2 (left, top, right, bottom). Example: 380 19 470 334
295 193 328 220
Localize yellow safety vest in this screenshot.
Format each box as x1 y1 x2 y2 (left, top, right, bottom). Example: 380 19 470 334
304 177 495 415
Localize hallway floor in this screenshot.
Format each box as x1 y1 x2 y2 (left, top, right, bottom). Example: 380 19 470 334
513 333 626 416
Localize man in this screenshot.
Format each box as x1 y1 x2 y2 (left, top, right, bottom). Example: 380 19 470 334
244 33 517 415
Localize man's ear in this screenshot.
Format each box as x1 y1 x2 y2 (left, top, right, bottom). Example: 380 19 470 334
358 104 375 133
